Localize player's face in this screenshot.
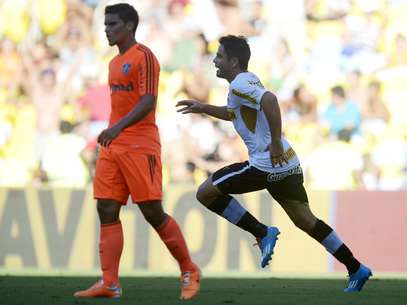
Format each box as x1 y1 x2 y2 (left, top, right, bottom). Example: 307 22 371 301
104 13 129 46
213 45 232 79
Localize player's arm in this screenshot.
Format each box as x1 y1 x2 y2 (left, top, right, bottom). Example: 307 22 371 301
98 95 156 147
261 91 287 167
116 95 156 130
176 100 231 121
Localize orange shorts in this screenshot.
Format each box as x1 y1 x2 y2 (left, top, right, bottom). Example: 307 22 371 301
93 146 162 204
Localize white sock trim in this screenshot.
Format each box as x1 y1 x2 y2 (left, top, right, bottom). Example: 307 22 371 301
221 197 246 224
321 231 343 254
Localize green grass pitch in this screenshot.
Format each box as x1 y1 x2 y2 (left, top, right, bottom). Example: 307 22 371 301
1 276 406 305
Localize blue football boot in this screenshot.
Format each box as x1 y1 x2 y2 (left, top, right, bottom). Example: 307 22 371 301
259 227 280 268
344 264 372 292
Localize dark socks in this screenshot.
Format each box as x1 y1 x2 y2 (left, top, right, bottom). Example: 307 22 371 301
237 213 268 238
310 219 360 274
207 195 268 238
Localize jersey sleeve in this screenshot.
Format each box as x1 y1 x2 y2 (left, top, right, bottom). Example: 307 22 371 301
230 76 267 110
137 49 160 97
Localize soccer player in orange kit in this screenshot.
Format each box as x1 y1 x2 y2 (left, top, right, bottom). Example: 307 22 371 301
74 3 200 300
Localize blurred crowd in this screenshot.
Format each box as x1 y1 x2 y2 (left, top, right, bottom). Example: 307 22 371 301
0 0 407 190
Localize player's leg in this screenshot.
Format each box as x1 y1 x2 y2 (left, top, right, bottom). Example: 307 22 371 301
97 199 123 285
120 150 199 300
197 163 269 239
270 175 371 291
74 148 128 298
279 199 361 271
74 199 124 298
280 201 372 291
138 200 195 272
197 162 280 267
138 200 200 300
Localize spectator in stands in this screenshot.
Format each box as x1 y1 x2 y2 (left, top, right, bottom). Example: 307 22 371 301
0 0 406 190
346 70 366 109
361 80 390 135
321 85 361 139
21 43 77 177
281 84 318 124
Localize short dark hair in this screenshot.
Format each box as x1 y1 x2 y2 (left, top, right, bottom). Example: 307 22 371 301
219 35 251 70
105 3 139 34
331 85 345 98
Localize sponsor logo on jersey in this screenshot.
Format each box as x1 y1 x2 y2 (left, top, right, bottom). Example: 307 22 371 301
266 165 302 182
110 83 134 92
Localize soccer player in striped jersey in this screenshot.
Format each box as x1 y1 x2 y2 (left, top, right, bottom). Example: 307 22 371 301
74 3 200 300
177 35 371 292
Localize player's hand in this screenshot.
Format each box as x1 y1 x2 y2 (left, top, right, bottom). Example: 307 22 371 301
176 100 204 114
97 125 122 147
268 139 288 168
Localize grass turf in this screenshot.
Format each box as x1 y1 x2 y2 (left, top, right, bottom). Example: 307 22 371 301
0 276 406 305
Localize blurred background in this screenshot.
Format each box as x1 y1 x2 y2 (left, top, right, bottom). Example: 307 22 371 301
0 0 406 189
0 0 407 275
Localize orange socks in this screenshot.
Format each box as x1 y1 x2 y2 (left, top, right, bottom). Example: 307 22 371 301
156 216 195 272
100 221 123 286
99 217 193 283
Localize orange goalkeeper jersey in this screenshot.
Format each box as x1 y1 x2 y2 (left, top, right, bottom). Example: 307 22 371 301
108 43 160 153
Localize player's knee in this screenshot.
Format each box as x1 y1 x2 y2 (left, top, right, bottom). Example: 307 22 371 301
292 217 307 231
196 189 205 204
97 200 121 224
143 211 167 228
141 208 155 222
139 202 167 228
291 214 314 233
196 185 208 205
196 181 217 206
